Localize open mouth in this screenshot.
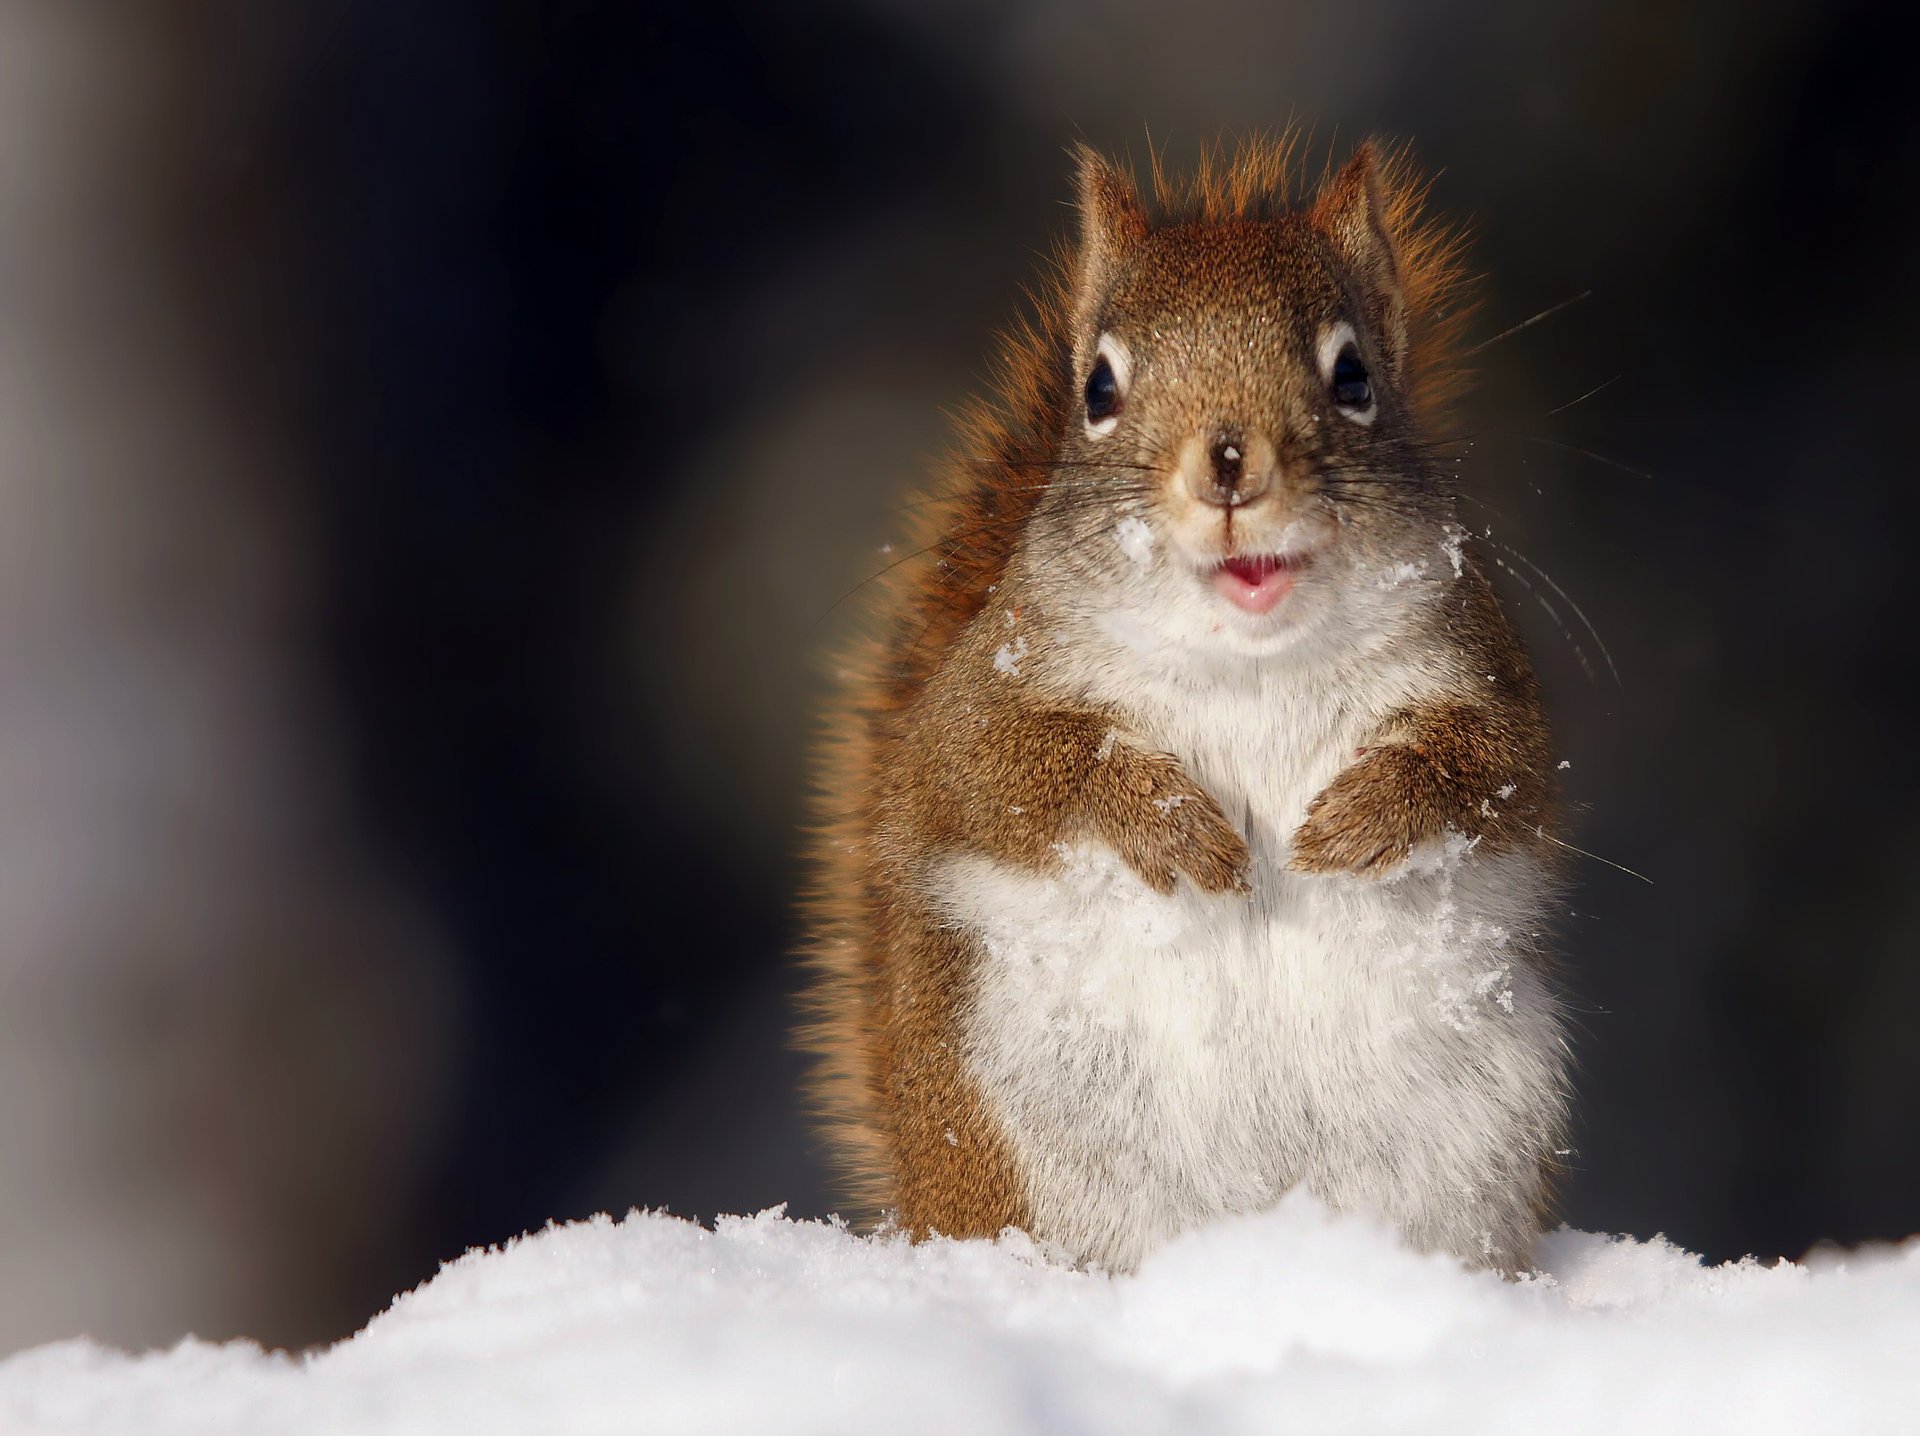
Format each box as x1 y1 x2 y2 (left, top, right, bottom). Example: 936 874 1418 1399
1210 553 1305 615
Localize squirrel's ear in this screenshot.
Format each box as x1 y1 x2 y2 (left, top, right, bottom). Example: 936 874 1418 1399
1315 142 1408 372
1070 145 1147 335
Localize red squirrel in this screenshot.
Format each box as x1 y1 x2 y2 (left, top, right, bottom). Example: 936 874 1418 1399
801 136 1568 1271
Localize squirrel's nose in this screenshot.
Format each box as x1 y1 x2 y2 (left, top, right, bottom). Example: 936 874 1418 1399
1194 430 1272 508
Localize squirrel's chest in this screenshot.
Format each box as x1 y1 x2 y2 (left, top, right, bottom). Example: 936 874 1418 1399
929 682 1559 1270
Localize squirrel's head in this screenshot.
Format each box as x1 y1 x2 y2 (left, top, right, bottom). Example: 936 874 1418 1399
1025 139 1470 659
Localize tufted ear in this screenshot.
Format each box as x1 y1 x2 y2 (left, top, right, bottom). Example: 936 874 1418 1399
1069 145 1148 346
1315 142 1408 372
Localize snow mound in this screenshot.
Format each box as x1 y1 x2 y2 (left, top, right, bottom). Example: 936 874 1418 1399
3 1192 1917 1434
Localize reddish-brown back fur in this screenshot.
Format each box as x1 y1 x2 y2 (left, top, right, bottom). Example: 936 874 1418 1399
797 133 1478 1226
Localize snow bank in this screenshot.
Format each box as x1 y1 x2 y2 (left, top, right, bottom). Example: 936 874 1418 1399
3 1193 1916 1435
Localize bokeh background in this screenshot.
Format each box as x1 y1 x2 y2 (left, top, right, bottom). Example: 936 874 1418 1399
3 0 1915 1354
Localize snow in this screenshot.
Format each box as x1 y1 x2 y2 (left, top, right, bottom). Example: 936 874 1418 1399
1113 515 1155 566
4 1194 1916 1435
1378 559 1428 587
992 635 1030 676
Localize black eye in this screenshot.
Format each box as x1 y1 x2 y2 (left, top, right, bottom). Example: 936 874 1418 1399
1084 356 1120 422
1331 346 1372 411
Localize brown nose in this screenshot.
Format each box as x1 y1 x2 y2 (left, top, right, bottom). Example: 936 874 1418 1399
1194 431 1272 508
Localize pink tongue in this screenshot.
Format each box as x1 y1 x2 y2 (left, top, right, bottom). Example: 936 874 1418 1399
1213 555 1294 614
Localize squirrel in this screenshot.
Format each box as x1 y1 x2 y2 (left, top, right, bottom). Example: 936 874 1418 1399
800 135 1571 1273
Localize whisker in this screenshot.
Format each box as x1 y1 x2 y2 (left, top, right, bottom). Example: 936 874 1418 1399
1485 552 1598 688
1454 491 1513 525
816 515 1061 629
827 477 1162 626
1487 538 1621 688
893 591 973 686
1531 826 1653 885
960 455 1163 471
1546 374 1621 416
878 473 1153 518
1500 431 1655 483
1461 290 1592 357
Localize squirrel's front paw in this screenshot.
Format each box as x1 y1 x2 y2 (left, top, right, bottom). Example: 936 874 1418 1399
1094 748 1251 897
1288 745 1444 877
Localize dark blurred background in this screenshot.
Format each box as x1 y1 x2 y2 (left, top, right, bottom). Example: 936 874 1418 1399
2 0 1914 1353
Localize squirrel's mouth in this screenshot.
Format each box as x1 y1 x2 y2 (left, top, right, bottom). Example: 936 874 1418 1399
1210 553 1305 614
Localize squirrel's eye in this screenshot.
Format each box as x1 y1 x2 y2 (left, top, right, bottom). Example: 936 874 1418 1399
1082 333 1131 438
1085 357 1119 421
1318 320 1377 426
1331 347 1372 412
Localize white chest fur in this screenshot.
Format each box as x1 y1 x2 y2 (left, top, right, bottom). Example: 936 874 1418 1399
932 634 1568 1270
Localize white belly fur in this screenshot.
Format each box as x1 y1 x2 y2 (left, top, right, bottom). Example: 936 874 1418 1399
934 642 1569 1270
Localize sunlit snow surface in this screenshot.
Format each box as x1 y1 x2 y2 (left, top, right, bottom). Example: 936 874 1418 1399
3 1193 1917 1434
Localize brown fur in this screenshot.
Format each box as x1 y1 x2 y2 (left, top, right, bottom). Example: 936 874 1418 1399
798 133 1545 1239
1291 567 1557 875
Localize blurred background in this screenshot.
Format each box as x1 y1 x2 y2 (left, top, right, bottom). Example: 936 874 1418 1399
2 0 1914 1354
